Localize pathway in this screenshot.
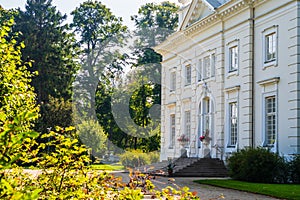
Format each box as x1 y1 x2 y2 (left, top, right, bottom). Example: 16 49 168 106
113 172 282 200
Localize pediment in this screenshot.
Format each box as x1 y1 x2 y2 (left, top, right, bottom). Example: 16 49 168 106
179 0 222 30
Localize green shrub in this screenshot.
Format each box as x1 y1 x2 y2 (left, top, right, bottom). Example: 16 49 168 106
228 147 288 183
149 151 160 163
290 154 300 183
119 150 151 168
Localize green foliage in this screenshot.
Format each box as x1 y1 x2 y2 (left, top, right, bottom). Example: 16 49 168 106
119 150 159 168
76 119 107 158
131 1 179 46
36 96 73 132
1 126 198 199
227 147 288 183
290 154 300 183
0 19 39 169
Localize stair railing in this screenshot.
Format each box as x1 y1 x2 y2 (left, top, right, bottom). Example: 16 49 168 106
213 143 223 160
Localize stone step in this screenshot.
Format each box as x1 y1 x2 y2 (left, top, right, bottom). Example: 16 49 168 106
172 158 228 177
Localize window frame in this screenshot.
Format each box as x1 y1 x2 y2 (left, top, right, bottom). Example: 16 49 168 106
228 101 238 147
263 94 277 147
203 55 211 80
169 114 176 148
197 58 202 82
262 25 278 68
226 39 239 77
184 110 191 145
197 50 216 82
229 45 238 72
185 64 192 86
224 85 240 152
170 71 176 92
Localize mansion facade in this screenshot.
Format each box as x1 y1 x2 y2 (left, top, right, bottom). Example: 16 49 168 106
155 0 300 161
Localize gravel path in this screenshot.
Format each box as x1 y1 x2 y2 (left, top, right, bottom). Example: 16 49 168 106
113 172 282 200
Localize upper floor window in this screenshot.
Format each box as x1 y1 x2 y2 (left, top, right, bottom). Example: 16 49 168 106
198 52 216 81
262 25 278 68
203 56 211 79
170 71 176 92
265 95 276 146
229 45 238 72
185 64 191 86
197 59 202 82
265 32 276 62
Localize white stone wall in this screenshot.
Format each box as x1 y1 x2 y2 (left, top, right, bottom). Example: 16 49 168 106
157 0 300 161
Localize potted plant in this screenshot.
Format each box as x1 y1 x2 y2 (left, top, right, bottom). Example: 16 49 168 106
177 134 189 147
167 162 175 176
199 129 211 145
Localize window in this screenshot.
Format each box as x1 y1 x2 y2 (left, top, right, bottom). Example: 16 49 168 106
185 65 191 86
197 59 202 82
229 45 238 72
211 53 215 77
203 56 210 79
170 71 176 91
265 96 276 146
265 32 276 62
262 26 278 67
170 114 175 148
185 111 191 141
229 102 238 146
203 98 210 132
198 53 215 81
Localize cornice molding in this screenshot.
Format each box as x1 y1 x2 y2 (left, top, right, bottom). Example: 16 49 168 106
257 77 280 86
155 0 269 54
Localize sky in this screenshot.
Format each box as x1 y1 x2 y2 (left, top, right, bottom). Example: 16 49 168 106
0 0 179 30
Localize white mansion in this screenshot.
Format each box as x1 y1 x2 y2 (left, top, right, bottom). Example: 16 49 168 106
155 0 300 161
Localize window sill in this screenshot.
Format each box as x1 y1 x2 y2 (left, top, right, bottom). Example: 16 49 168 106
263 60 277 69
198 77 216 84
226 70 238 78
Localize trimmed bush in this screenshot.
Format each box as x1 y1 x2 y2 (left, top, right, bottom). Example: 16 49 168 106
120 150 154 168
228 147 288 183
290 154 300 183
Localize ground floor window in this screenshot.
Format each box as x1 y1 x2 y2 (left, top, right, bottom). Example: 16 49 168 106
265 95 276 146
229 102 238 146
170 114 175 148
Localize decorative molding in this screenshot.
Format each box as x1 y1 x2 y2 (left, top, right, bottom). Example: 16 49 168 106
167 102 176 107
224 85 241 93
156 0 270 52
182 97 192 103
257 77 280 86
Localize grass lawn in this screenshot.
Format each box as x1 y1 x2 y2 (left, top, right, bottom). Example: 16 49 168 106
89 164 124 171
194 179 300 200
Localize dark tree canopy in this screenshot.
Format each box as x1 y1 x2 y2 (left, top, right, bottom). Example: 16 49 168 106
14 0 78 103
13 0 79 132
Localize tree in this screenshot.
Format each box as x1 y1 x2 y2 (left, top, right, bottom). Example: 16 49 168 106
94 2 178 153
13 0 79 132
71 1 127 122
76 119 107 159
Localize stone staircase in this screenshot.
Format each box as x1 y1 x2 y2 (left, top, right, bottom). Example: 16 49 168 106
134 157 228 177
172 158 228 177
